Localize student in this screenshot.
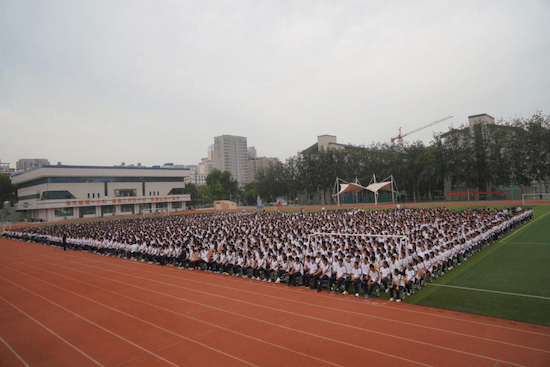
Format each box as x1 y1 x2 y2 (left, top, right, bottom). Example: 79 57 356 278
266 255 278 282
329 258 348 294
363 264 380 299
314 256 332 292
389 268 405 302
349 261 363 297
303 256 318 288
275 255 289 283
380 261 391 292
404 263 416 296
287 257 303 287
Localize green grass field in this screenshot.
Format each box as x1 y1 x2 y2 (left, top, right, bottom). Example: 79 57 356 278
402 205 550 326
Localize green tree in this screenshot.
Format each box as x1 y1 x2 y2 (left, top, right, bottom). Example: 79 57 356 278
184 183 199 207
203 169 241 202
0 175 17 206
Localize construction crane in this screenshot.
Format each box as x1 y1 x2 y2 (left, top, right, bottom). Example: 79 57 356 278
391 116 453 147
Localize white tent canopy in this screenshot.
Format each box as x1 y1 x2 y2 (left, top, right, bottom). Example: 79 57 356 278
335 182 368 196
366 181 393 193
333 175 397 206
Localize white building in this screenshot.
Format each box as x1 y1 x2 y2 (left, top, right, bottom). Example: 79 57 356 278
11 164 191 222
213 135 248 185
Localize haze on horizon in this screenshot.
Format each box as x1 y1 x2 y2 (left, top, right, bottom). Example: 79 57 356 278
1 0 549 168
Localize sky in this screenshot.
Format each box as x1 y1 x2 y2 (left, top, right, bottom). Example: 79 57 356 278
1 0 549 168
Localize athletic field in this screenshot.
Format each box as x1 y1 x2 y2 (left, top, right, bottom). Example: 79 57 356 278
1 203 549 366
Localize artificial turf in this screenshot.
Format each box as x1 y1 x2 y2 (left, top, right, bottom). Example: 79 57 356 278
404 205 550 326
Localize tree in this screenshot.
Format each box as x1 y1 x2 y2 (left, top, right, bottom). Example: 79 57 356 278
184 183 199 207
0 175 17 206
202 169 241 203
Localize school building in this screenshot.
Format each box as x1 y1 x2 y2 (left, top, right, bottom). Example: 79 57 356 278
11 164 191 222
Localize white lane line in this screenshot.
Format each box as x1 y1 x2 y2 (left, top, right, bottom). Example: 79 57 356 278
0 276 244 367
3 263 416 367
25 251 550 354
40 243 550 338
428 284 550 301
0 296 104 367
0 334 31 367
4 262 341 367
6 260 525 367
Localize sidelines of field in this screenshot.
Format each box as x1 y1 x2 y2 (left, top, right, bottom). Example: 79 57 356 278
407 208 550 306
427 284 550 301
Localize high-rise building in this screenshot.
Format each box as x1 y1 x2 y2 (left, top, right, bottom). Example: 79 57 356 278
16 158 50 172
213 135 248 185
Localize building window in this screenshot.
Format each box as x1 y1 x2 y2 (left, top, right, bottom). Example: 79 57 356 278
80 206 96 216
18 193 40 201
87 193 90 199
41 191 76 200
55 207 74 217
101 205 115 216
168 188 184 195
115 189 137 197
120 204 134 213
92 193 95 198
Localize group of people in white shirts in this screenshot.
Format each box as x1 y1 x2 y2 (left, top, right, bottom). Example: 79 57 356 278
5 206 533 301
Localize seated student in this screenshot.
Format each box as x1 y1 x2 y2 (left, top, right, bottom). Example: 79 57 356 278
389 268 405 302
329 258 348 294
275 255 290 283
404 263 416 296
348 261 363 297
363 264 380 299
241 252 255 278
266 255 278 282
188 246 201 270
303 256 318 288
313 256 331 292
253 253 266 280
342 254 354 295
233 251 245 276
379 261 392 292
287 256 303 287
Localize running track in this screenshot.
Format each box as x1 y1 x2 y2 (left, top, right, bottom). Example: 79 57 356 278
1 238 549 366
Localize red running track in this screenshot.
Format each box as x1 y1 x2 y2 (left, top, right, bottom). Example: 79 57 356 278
1 237 549 367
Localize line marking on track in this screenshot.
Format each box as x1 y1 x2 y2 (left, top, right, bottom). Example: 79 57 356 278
8 246 550 356
157 341 182 351
1 265 341 367
428 284 550 300
21 246 550 340
0 334 31 367
4 260 532 367
115 356 143 366
0 296 104 367
0 277 231 367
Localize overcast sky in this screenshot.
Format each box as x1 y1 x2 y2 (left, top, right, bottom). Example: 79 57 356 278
1 0 549 168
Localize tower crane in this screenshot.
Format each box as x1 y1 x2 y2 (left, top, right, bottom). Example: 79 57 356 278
391 116 453 147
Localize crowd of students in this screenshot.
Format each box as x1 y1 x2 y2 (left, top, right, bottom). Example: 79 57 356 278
4 207 533 301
